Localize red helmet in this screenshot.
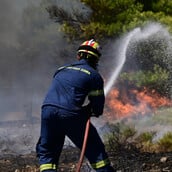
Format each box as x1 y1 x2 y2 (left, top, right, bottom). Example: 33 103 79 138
77 39 102 58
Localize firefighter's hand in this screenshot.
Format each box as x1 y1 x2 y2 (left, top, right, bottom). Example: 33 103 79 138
82 104 92 115
82 104 101 118
90 113 101 118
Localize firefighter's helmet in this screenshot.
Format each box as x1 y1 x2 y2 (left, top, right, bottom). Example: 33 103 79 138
77 39 102 58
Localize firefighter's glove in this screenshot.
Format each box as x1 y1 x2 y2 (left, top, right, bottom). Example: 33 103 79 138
90 112 101 118
83 104 92 115
83 104 101 118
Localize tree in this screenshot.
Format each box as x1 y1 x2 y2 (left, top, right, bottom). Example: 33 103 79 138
45 0 172 97
46 0 143 40
46 0 172 40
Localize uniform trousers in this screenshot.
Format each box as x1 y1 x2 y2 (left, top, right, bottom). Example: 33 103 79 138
36 106 115 172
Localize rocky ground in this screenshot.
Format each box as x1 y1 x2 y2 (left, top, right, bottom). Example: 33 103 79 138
0 147 172 172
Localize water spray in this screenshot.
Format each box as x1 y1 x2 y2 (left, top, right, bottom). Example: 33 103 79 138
104 22 172 142
76 23 172 171
104 28 141 96
104 22 172 97
76 28 142 172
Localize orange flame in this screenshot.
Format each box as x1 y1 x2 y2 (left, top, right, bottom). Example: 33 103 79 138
105 87 172 120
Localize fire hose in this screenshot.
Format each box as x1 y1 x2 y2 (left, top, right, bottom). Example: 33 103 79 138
76 118 90 172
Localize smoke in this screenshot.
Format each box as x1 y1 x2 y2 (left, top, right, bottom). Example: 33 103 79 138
0 1 22 47
0 0 94 154
1 1 172 154
0 0 76 121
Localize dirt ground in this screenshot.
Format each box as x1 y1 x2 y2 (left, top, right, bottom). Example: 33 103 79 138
0 147 172 172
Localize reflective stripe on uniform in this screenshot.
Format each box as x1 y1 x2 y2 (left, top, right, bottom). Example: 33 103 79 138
88 89 104 96
66 66 90 75
91 158 110 169
40 163 57 172
58 66 91 75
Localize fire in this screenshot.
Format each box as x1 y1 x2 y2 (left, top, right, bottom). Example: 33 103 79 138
105 87 172 120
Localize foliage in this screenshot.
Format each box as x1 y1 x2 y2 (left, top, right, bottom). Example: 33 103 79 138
136 0 158 11
105 122 172 153
80 0 143 38
127 29 172 70
46 0 172 40
46 0 143 40
158 132 172 152
44 0 172 97
121 24 172 97
104 122 137 152
135 131 158 152
120 65 170 96
152 0 172 15
136 131 155 143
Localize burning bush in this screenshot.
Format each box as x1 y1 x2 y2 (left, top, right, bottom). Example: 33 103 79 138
105 81 172 120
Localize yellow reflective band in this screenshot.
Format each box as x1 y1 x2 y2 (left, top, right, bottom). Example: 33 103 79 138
40 163 57 172
66 66 90 75
88 89 104 96
58 66 65 70
78 49 99 58
91 158 110 169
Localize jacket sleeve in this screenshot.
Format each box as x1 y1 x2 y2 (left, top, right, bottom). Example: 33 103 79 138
88 74 105 116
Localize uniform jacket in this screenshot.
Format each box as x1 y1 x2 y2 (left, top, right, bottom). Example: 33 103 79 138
42 59 105 117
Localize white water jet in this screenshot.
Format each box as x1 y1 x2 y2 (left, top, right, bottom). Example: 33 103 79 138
104 22 172 97
104 28 141 96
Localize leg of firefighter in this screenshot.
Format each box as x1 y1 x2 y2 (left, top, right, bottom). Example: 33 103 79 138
36 106 65 172
84 123 115 172
66 117 116 172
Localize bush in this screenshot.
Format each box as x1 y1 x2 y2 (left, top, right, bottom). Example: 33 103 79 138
104 123 136 153
104 122 172 153
120 64 169 96
158 132 172 152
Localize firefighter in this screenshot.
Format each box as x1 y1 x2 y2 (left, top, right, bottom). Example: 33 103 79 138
36 39 116 172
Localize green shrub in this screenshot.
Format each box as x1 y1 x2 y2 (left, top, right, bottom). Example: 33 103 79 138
104 121 172 153
135 131 158 152
158 132 172 152
136 131 156 143
104 123 136 153
120 64 169 96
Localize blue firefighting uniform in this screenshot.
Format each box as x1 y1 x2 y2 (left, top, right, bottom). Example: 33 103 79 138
36 59 115 172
